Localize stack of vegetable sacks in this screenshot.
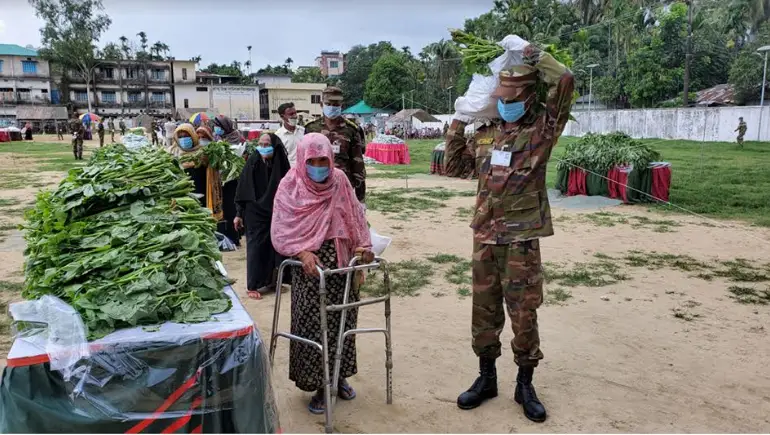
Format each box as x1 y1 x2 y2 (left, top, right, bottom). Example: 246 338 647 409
555 132 671 203
22 145 232 339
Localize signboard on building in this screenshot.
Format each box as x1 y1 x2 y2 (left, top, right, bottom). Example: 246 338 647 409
212 86 258 97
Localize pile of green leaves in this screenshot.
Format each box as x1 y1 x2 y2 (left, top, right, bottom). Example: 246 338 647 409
556 132 661 173
22 145 232 339
179 141 245 183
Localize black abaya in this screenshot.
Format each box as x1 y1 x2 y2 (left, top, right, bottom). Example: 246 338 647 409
235 134 291 292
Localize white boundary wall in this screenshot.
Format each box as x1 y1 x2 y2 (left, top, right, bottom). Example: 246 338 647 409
563 106 770 142
427 106 770 142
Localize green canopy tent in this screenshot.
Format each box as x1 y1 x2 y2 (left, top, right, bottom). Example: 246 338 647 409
342 100 390 123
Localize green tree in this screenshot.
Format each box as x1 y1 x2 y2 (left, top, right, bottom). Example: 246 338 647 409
29 0 112 112
292 67 325 83
338 41 396 107
364 52 413 108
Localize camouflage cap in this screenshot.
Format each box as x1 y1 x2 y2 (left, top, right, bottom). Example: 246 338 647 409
492 65 539 101
322 86 344 103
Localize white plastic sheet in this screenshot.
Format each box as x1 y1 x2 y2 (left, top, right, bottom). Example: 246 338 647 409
9 295 90 377
370 228 392 256
453 34 529 121
120 133 150 150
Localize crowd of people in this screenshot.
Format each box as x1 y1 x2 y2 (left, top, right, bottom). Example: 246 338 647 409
158 87 372 414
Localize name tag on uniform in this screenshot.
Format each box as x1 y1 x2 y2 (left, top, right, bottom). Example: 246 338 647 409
491 150 512 166
332 141 341 154
477 138 494 145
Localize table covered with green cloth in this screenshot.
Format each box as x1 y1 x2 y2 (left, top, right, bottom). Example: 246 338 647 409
431 149 445 175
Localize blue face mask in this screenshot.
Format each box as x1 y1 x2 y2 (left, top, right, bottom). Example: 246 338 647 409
307 165 330 183
497 99 527 123
323 105 342 119
178 136 194 150
214 126 224 136
257 146 274 156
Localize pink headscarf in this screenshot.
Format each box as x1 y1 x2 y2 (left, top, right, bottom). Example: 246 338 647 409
271 133 371 268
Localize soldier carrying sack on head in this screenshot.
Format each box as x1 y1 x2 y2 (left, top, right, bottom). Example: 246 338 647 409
455 35 575 424
304 86 366 203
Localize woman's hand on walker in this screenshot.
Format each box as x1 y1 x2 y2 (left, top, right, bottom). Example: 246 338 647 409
355 248 375 264
297 251 322 277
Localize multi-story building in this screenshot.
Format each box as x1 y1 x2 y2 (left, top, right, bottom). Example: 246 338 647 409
62 58 198 118
0 44 53 106
314 51 344 77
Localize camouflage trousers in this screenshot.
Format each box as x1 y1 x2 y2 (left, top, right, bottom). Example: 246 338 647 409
98 133 104 147
72 138 83 159
110 131 115 142
471 239 544 367
737 134 745 146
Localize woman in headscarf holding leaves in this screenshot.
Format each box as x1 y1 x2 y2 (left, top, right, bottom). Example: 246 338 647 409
196 125 214 146
271 132 374 414
166 123 224 222
213 115 245 246
234 133 291 300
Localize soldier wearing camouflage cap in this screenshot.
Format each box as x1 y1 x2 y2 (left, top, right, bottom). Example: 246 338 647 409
456 35 575 423
304 87 366 202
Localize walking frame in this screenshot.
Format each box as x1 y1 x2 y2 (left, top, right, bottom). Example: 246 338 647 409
269 256 393 434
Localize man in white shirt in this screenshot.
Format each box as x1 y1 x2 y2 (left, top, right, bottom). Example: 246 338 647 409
163 116 177 147
274 102 304 167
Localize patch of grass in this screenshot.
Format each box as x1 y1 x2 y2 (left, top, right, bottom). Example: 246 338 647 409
621 251 709 272
366 189 444 216
361 259 434 297
583 211 628 227
672 308 701 321
454 206 474 218
727 285 770 305
426 253 464 264
713 259 770 283
544 259 629 287
545 287 573 305
0 281 23 293
431 291 447 298
457 287 471 298
445 261 472 285
0 198 20 207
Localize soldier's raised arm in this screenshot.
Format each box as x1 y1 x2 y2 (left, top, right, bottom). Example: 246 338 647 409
522 44 575 141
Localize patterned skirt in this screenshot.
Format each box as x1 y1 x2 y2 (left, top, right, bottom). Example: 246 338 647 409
289 240 358 392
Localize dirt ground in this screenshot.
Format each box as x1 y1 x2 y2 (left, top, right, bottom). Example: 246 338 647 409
1 147 769 433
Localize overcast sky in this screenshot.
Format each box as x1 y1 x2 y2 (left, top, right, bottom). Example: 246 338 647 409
1 0 493 69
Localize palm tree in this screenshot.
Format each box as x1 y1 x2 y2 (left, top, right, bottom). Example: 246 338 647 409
192 55 202 64
137 31 148 53
285 57 294 69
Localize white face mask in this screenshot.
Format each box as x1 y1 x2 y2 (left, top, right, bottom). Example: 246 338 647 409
200 139 211 146
287 117 298 127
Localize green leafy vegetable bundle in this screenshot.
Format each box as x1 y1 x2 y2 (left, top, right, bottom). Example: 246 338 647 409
450 29 504 75
179 141 245 183
22 145 232 339
556 132 661 173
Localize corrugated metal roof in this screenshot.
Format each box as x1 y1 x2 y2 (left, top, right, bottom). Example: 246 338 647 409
0 44 39 57
15 106 67 120
388 109 440 123
695 83 735 106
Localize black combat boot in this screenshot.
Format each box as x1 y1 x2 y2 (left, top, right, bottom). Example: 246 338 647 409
514 366 547 422
457 357 498 410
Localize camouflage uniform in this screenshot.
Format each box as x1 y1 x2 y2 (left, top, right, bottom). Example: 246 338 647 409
97 121 105 147
470 45 574 367
119 119 126 136
304 87 366 202
108 119 116 142
444 120 474 178
736 120 747 146
70 119 85 160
